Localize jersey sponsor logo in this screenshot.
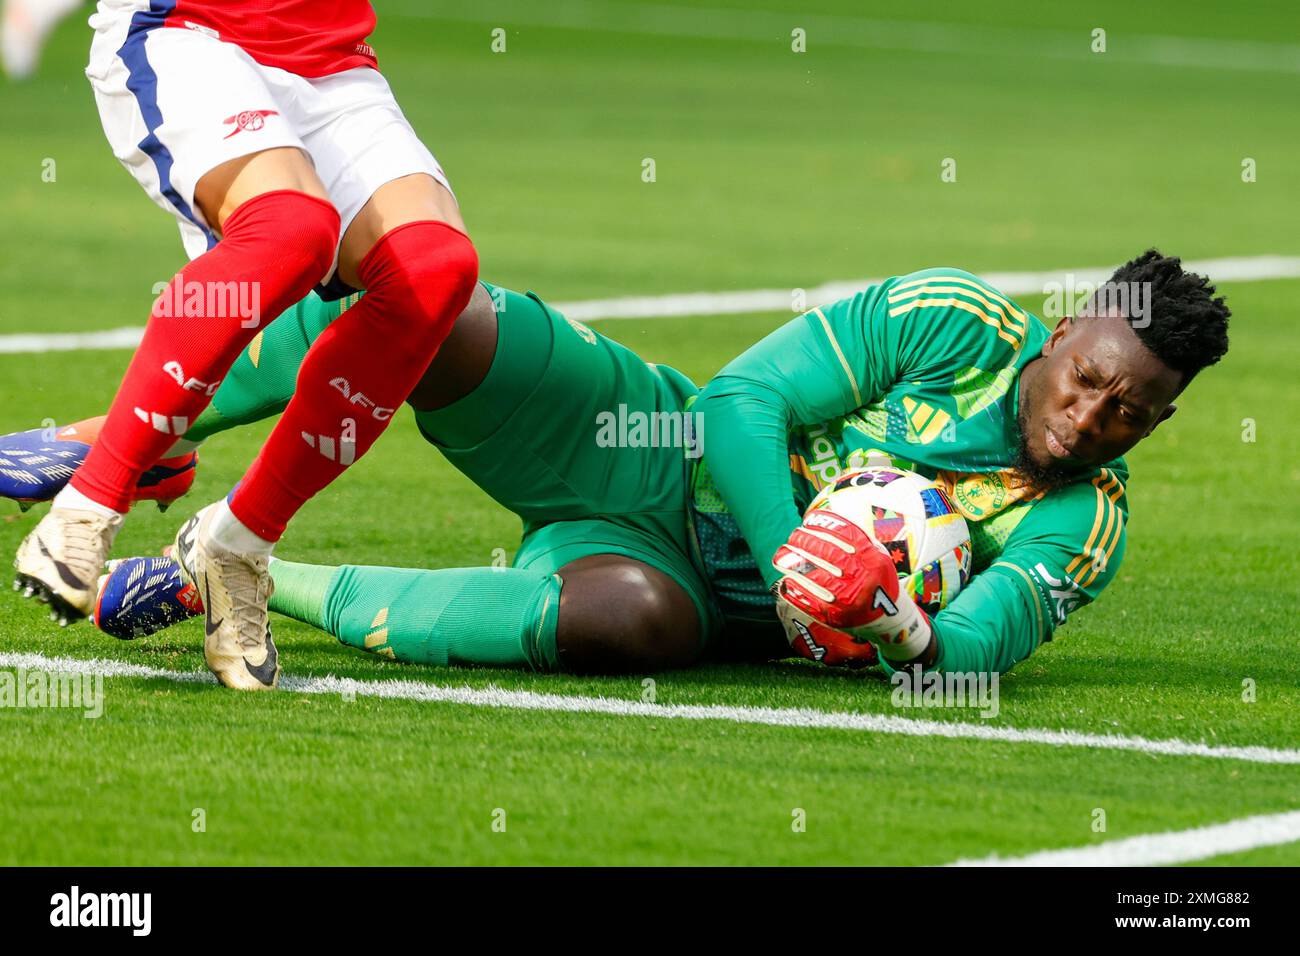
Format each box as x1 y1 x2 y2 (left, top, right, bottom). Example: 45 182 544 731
1030 562 1083 624
328 377 395 421
222 109 280 140
801 421 851 487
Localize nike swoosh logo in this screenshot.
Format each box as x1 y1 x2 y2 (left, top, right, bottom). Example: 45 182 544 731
203 577 223 637
244 631 279 686
37 536 88 590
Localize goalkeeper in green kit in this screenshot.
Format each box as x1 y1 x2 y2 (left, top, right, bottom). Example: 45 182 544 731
23 250 1229 678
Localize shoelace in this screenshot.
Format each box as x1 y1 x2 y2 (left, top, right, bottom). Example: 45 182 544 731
60 514 117 580
216 552 273 652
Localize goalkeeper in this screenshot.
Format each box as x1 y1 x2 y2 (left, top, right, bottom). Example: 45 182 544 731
12 252 1229 675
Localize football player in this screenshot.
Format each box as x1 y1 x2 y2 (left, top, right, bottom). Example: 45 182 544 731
5 251 1230 677
13 1 478 690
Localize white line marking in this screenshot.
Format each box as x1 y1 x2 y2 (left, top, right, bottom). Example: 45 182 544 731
950 809 1300 867
4 650 1299 766
395 0 1300 75
0 327 144 355
560 255 1300 322
3 256 1297 354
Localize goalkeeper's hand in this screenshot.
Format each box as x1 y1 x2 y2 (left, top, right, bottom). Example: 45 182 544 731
772 509 933 662
774 597 879 668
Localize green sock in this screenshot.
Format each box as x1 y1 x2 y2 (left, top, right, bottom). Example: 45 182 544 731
267 557 337 628
270 559 562 671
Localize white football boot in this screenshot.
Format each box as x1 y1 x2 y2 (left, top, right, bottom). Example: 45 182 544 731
14 505 123 624
172 504 281 691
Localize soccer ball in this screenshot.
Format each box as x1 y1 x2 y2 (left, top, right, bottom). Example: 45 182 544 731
806 465 972 617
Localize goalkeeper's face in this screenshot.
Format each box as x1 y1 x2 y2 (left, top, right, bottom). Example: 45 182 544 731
1018 313 1182 481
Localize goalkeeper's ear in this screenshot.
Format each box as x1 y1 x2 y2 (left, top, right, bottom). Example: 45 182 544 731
1145 403 1177 436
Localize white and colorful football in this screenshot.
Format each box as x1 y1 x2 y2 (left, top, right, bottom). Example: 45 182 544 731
806 465 972 616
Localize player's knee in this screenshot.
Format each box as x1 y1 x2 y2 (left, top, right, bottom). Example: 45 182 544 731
238 190 339 277
556 563 701 673
364 221 480 353
218 190 340 296
290 198 343 281
616 582 698 665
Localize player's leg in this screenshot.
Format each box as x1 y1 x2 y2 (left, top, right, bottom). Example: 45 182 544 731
16 23 338 627
178 277 495 442
222 68 478 550
74 145 333 505
169 65 480 690
264 549 701 673
254 279 706 672
99 285 714 668
183 293 356 442
405 285 716 670
95 544 703 674
0 283 495 512
551 555 702 672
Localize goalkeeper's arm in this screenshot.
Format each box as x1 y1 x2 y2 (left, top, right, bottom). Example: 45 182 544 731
773 496 1128 676
695 313 874 586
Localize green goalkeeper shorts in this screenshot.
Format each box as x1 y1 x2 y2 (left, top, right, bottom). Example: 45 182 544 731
412 285 723 645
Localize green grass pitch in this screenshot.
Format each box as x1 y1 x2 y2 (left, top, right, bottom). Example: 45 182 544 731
0 0 1297 865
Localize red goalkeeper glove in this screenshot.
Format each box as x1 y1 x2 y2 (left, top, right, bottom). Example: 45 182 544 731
772 508 933 662
774 597 879 668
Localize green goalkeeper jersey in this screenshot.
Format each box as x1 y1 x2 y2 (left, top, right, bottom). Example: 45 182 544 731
691 267 1129 674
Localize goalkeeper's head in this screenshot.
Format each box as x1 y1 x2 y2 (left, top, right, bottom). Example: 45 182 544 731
1016 248 1231 488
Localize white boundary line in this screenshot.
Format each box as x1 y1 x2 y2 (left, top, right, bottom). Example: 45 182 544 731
3 256 1298 354
560 255 1300 322
0 327 146 355
950 809 1300 866
4 650 1300 766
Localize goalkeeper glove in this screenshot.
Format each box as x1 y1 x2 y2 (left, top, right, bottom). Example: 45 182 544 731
773 509 933 662
774 595 879 667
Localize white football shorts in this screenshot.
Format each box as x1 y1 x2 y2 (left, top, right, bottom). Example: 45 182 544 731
85 2 451 295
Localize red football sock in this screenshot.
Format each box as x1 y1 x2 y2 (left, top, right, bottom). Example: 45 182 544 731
229 220 479 540
71 190 340 512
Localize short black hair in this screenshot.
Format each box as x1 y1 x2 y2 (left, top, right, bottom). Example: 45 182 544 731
1102 248 1231 387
